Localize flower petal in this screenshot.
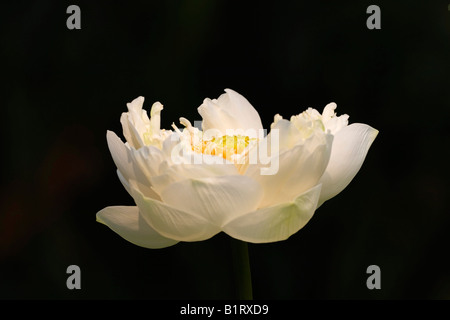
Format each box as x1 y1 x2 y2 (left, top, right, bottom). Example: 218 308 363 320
96 206 178 249
129 180 221 242
107 130 164 199
269 117 303 151
222 184 322 243
120 96 147 149
321 102 349 135
246 129 333 207
119 97 170 149
160 175 263 227
318 123 378 204
117 169 161 200
198 89 263 137
107 130 135 182
149 139 239 196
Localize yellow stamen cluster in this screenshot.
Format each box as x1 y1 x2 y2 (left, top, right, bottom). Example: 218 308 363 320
193 135 251 161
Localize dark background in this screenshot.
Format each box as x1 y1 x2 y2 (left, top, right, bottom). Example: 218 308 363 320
1 0 449 299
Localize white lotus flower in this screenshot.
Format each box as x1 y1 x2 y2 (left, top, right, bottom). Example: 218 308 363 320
96 89 378 248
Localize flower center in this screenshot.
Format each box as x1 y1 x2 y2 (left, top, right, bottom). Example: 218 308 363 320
193 135 251 161
172 118 257 164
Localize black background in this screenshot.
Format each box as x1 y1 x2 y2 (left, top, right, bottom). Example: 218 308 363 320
1 0 449 299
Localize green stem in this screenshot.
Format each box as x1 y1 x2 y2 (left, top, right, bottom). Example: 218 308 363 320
230 238 253 300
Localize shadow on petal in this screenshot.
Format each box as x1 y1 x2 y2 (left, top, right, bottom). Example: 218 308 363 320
96 206 178 249
129 180 221 242
222 183 322 243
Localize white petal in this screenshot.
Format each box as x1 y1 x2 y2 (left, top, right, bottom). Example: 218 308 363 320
134 144 166 178
149 156 239 197
119 97 169 149
198 89 263 137
120 97 148 148
127 96 145 113
96 206 178 249
246 129 333 207
322 103 337 119
270 109 329 152
107 130 165 198
120 113 140 149
106 130 136 183
116 169 132 195
321 102 349 135
222 184 322 243
318 123 378 204
160 175 263 227
149 102 163 134
117 170 161 201
129 180 221 242
269 118 303 151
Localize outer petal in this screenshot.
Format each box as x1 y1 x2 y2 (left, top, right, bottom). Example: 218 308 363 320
318 123 378 205
106 130 163 199
160 175 264 227
150 161 239 195
96 206 178 249
246 128 333 207
129 180 221 242
222 184 322 243
107 130 135 182
198 89 263 137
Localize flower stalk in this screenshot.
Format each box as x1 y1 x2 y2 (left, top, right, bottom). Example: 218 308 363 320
230 238 253 300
